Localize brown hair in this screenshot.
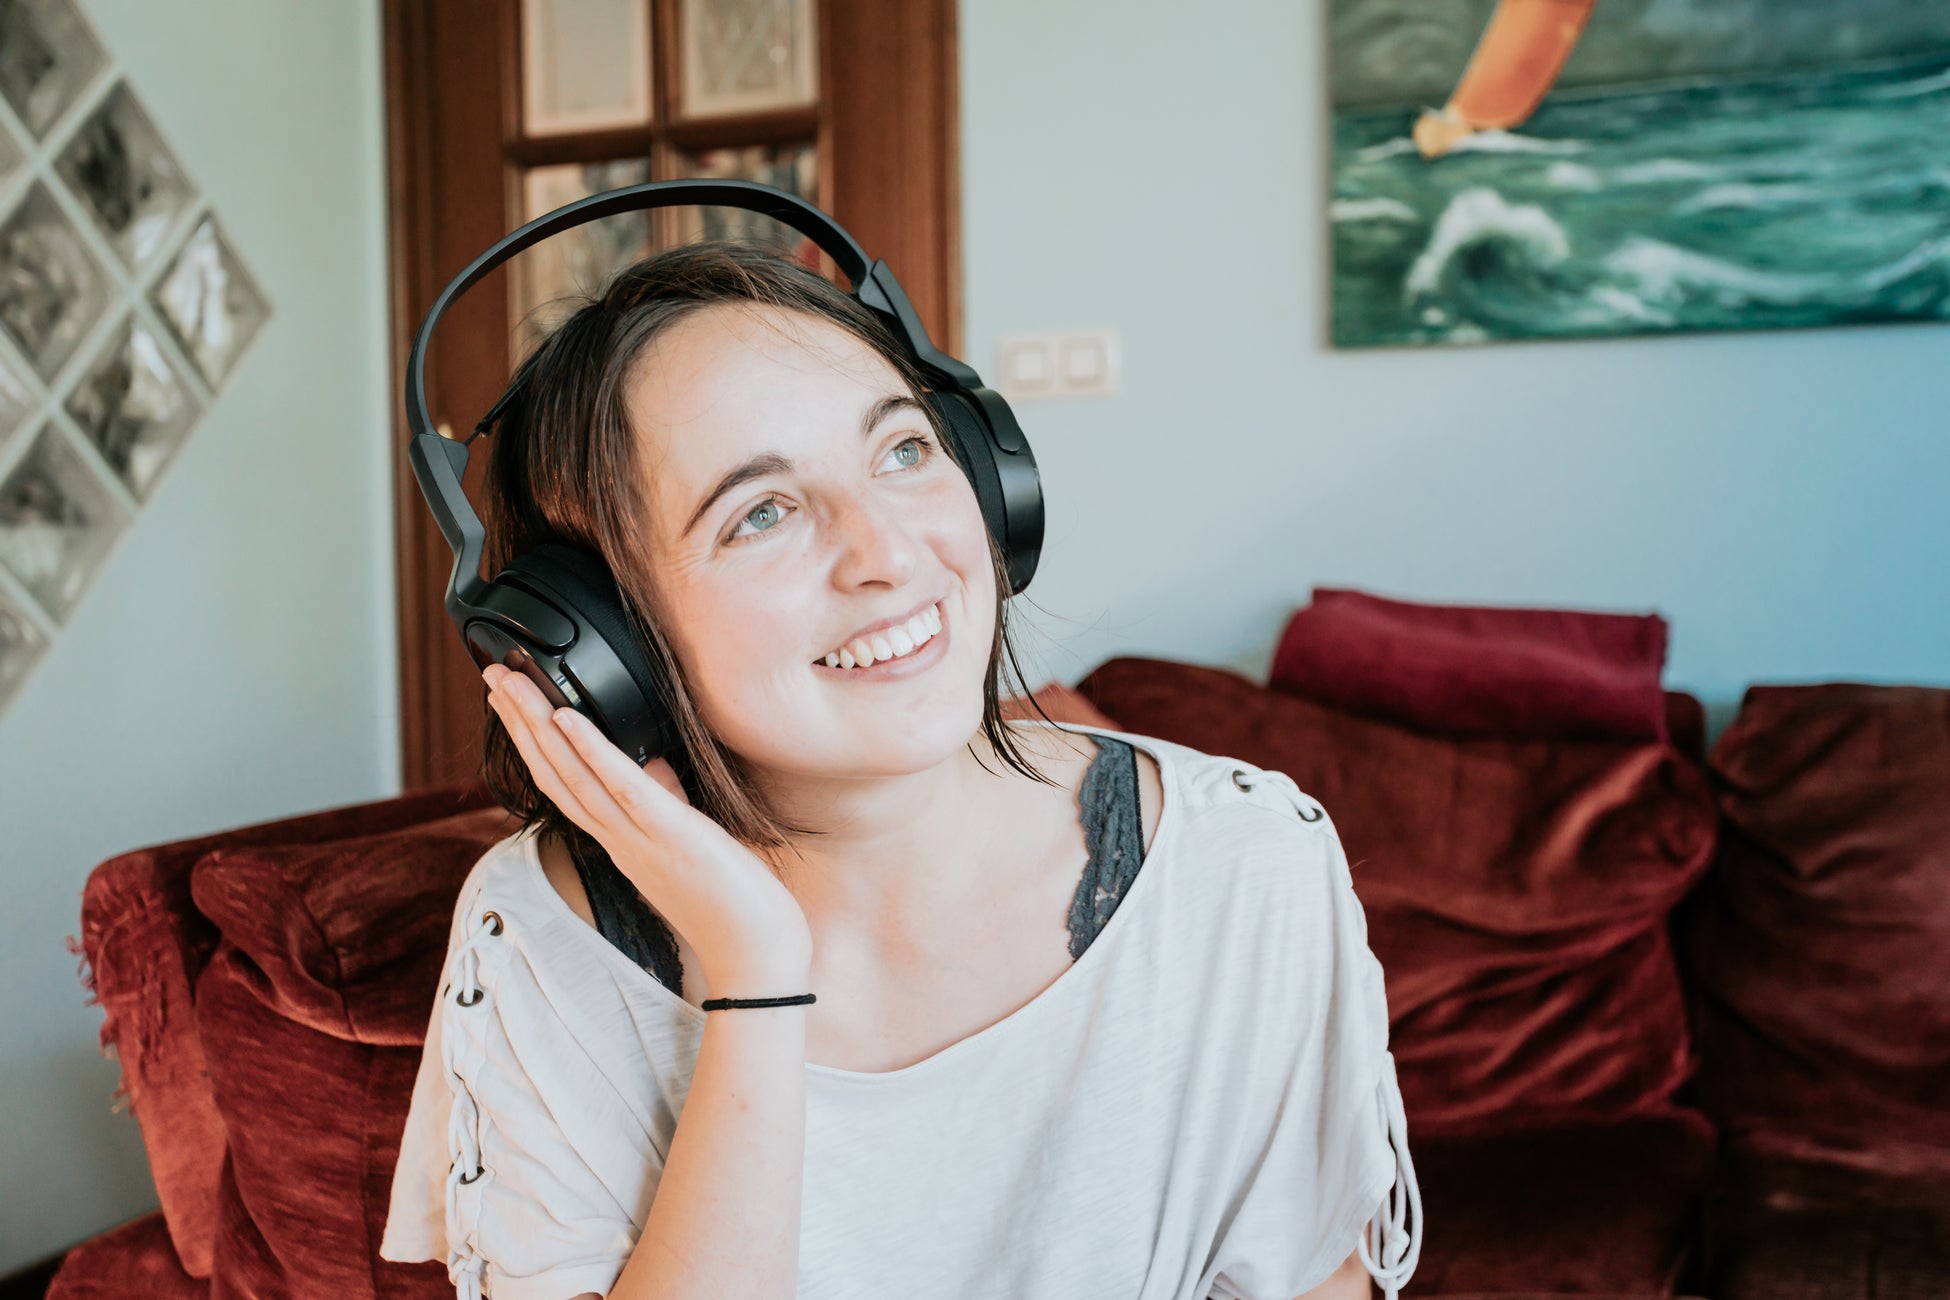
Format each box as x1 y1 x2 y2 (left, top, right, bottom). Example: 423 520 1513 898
478 240 1060 875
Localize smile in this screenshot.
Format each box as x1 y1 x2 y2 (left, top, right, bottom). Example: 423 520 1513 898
812 601 947 678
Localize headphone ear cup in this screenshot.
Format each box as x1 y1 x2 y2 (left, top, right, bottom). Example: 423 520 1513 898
497 542 678 764
925 388 1043 595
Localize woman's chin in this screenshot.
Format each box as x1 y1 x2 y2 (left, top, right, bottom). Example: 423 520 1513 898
819 679 987 762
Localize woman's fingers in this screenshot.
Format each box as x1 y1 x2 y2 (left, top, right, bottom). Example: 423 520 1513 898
488 668 693 846
548 705 694 832
487 676 616 835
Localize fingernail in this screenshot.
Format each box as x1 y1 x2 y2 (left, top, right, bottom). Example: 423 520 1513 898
552 709 577 730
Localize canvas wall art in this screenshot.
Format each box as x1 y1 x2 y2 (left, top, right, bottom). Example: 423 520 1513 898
1330 0 1950 347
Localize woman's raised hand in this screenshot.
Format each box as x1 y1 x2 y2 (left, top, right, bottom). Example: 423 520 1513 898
483 664 813 993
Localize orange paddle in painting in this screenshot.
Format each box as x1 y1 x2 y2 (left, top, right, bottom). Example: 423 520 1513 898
1415 0 1600 158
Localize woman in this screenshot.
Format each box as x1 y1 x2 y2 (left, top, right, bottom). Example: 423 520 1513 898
380 242 1421 1300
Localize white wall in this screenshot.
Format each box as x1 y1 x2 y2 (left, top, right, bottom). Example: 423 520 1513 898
960 0 1950 739
0 1 397 1271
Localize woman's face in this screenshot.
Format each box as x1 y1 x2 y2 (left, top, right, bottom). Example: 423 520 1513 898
629 302 997 780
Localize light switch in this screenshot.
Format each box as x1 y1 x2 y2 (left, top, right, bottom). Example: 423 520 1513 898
996 334 1056 397
993 329 1121 400
1057 332 1118 395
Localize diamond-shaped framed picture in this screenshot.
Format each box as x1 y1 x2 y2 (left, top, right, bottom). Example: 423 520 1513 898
0 420 129 623
64 312 201 503
0 181 112 383
149 214 268 390
56 79 198 270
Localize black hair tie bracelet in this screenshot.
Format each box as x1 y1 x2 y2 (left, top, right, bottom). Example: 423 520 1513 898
701 993 817 1011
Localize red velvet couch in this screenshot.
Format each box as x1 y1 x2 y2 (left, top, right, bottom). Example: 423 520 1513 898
50 643 1950 1298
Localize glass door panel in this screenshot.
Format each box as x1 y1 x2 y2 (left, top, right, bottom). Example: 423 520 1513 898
521 0 654 135
677 0 817 118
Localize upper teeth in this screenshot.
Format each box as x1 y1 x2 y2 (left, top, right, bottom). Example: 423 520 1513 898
823 603 942 669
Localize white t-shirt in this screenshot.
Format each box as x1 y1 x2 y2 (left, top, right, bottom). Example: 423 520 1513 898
381 721 1422 1300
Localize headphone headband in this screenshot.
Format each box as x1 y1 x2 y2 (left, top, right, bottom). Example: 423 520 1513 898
405 179 991 444
407 181 867 444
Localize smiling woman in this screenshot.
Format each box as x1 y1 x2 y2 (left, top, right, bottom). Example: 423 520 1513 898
379 239 1421 1300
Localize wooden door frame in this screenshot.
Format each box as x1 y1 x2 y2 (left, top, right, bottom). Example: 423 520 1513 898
381 0 962 790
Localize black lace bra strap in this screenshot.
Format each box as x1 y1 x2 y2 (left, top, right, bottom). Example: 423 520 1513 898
1067 733 1148 960
566 836 686 997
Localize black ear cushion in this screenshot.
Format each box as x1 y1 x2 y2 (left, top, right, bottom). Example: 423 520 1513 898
504 542 666 713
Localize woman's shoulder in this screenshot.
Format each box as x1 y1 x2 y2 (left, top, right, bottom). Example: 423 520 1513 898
437 825 701 1046
439 825 630 980
1014 717 1338 839
448 824 548 921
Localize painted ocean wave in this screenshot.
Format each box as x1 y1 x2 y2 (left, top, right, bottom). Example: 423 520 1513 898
1331 196 1420 224
1863 66 1950 100
1390 187 1950 341
1332 54 1950 345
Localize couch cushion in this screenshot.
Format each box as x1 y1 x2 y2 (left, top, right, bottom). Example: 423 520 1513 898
1269 588 1672 744
184 803 506 1296
1693 1148 1950 1300
48 1211 207 1300
189 804 511 1045
196 943 454 1300
1077 657 1718 1137
1679 684 1950 1178
1407 1111 1717 1296
73 780 495 1277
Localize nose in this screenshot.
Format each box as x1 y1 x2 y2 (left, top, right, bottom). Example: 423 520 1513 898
827 490 919 589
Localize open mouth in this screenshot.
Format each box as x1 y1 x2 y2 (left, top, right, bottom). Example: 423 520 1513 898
812 600 946 676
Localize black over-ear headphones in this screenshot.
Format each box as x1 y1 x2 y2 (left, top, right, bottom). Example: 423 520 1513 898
405 179 1043 768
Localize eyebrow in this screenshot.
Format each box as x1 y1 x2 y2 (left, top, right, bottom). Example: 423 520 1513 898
680 393 927 541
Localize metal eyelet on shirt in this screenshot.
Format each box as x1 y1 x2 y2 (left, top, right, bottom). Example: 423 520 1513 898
456 987 485 1007
1233 766 1326 821
482 910 504 935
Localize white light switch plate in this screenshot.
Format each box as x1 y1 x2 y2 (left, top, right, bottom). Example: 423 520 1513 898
995 329 1121 400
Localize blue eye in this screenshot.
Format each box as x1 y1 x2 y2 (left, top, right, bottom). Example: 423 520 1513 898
893 434 936 469
733 495 783 541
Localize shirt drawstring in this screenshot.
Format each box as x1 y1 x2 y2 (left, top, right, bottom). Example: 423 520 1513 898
1357 1052 1423 1300
441 908 504 1300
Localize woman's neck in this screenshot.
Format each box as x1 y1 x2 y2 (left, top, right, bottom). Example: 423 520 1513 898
758 721 1088 948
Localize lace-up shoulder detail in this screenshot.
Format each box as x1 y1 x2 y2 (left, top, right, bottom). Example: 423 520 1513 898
381 834 682 1300
1219 760 1332 827
1202 754 1425 1300
437 902 506 1300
